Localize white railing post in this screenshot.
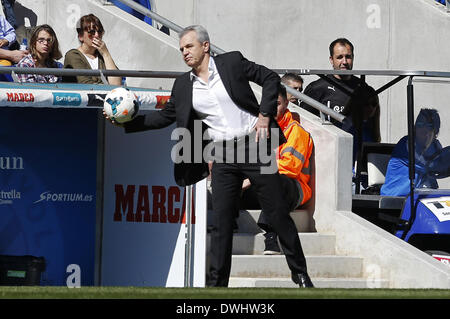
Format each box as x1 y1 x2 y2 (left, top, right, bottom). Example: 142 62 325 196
184 184 193 287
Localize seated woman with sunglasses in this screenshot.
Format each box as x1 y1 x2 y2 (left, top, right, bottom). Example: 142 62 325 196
16 24 63 83
63 14 121 86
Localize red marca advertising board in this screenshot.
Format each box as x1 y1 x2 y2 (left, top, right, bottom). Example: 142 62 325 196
100 123 207 287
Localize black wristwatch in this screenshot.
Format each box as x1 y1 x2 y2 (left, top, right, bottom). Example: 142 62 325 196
259 111 271 117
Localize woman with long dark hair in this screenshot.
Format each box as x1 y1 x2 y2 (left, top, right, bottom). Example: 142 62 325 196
16 24 62 83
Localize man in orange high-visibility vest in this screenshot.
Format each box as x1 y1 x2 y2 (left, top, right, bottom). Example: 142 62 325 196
242 85 313 255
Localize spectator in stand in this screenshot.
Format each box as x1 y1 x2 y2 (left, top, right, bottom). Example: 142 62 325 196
0 15 15 49
63 14 121 85
0 14 19 68
0 10 26 81
281 73 304 106
301 38 380 164
381 109 443 196
0 46 26 65
16 24 62 83
301 38 364 126
1 0 16 29
241 86 313 255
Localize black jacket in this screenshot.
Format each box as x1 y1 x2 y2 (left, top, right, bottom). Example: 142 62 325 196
125 51 284 186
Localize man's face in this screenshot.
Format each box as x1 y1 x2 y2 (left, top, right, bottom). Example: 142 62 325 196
276 94 289 121
285 79 303 105
179 31 209 69
329 43 354 72
415 120 435 151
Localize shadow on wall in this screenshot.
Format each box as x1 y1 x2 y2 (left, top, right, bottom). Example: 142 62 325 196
14 1 37 28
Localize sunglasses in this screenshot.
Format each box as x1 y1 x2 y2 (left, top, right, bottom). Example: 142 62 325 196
86 29 104 36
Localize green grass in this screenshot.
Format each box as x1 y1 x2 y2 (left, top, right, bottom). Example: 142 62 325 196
0 287 449 299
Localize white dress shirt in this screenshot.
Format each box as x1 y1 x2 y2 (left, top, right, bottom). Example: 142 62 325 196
191 57 258 142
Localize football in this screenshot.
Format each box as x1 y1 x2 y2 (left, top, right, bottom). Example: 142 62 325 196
103 87 140 123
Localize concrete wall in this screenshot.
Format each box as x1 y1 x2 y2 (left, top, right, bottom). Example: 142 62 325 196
289 105 353 233
335 210 450 288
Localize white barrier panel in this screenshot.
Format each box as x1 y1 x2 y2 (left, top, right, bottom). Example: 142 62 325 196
0 87 170 110
100 123 207 287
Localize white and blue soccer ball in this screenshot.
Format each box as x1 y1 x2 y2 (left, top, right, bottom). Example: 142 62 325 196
103 87 140 124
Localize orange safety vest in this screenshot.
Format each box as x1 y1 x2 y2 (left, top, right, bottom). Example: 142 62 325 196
276 110 313 206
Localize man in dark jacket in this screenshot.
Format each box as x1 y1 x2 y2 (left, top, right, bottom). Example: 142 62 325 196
108 25 313 288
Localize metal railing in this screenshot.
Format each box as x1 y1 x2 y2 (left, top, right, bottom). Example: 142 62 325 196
277 68 450 124
0 65 347 124
0 66 183 81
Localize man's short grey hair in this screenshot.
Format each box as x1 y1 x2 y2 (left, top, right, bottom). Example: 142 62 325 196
179 25 210 44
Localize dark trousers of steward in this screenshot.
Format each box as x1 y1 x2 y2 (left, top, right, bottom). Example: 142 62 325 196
242 174 302 233
206 132 308 287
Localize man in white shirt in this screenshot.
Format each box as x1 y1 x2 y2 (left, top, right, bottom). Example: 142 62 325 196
118 25 314 288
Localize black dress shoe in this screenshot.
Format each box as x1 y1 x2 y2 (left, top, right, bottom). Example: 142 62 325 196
291 272 314 288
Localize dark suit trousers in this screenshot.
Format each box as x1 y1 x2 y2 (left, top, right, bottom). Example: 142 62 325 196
207 135 308 287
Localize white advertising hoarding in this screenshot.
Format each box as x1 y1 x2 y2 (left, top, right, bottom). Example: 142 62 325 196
101 122 207 287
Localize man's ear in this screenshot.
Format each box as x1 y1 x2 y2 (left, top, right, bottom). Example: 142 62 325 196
204 41 210 53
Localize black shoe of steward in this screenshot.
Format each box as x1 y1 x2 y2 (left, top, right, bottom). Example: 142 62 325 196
291 272 314 288
263 232 281 255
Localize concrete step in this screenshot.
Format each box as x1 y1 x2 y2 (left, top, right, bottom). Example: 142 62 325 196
230 255 363 278
232 233 336 255
228 277 390 288
235 209 315 233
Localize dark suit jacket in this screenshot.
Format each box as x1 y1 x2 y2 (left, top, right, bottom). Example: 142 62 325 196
125 51 285 186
